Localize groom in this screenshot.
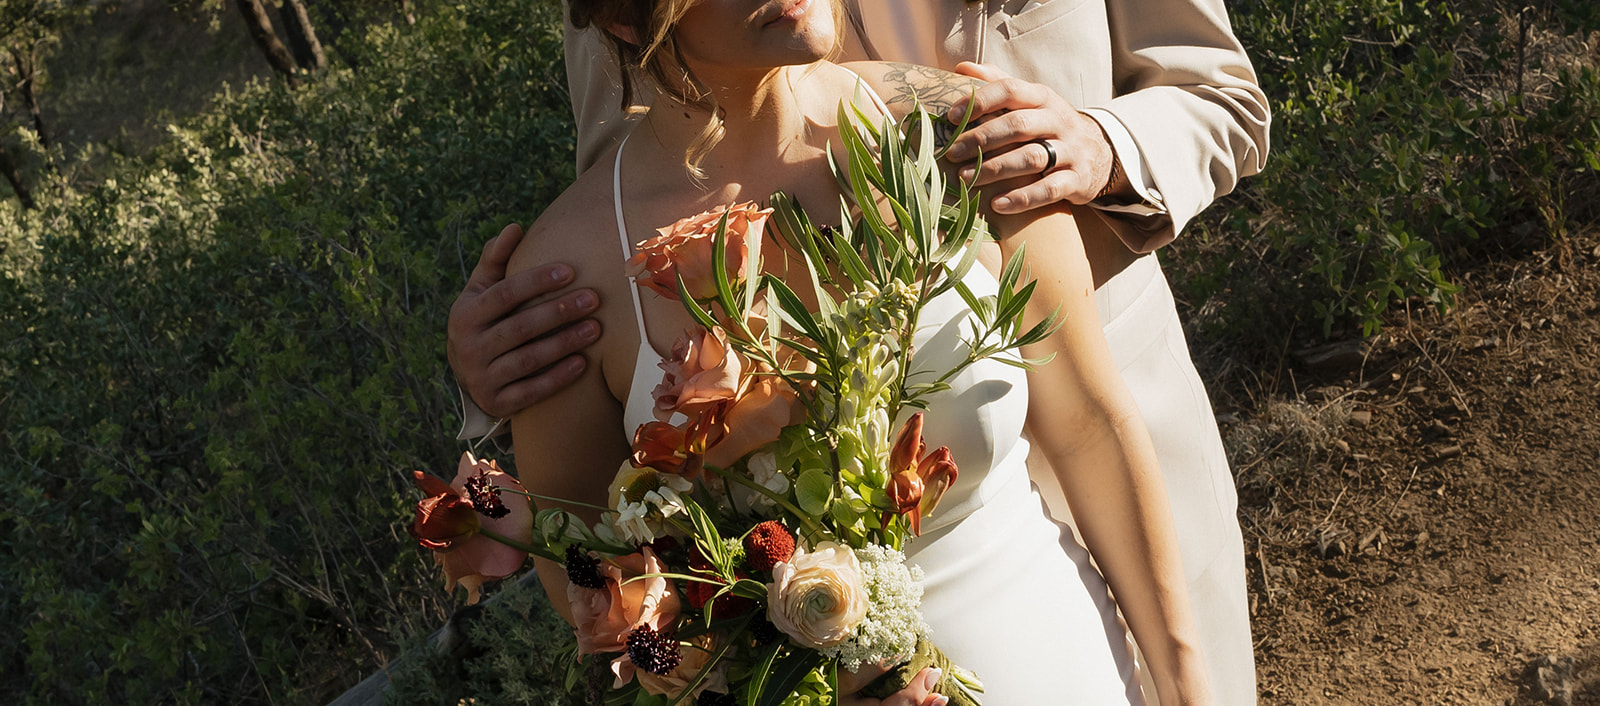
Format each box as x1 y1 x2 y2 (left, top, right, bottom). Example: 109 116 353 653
449 1 1270 703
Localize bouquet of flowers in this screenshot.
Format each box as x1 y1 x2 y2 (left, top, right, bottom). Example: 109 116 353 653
409 99 1059 706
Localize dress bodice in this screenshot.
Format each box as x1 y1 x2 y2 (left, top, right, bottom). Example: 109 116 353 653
611 76 1031 535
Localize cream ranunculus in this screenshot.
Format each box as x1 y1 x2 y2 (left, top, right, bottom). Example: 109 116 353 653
766 542 868 648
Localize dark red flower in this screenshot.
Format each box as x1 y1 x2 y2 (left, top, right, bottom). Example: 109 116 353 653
743 521 795 571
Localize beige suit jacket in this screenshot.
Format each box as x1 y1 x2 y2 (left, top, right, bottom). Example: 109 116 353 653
562 0 1270 251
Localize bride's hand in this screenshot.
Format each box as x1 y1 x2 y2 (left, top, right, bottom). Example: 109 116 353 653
838 665 948 706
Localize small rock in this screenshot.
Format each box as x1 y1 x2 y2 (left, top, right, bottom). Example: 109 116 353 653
1435 445 1463 460
1527 654 1575 706
1333 439 1351 455
1296 339 1371 371
1358 529 1385 553
1317 528 1347 559
1350 410 1373 426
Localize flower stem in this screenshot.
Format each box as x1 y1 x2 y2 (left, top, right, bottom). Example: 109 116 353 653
500 487 614 513
477 527 562 563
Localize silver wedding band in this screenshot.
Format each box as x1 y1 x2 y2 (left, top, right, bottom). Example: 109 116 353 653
1031 138 1057 174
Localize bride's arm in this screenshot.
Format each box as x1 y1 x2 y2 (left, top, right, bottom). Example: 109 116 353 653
990 206 1213 705
503 188 636 625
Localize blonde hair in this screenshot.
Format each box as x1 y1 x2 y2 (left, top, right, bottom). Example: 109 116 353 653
569 0 844 180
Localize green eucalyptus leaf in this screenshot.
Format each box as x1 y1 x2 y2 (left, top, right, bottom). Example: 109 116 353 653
794 468 834 516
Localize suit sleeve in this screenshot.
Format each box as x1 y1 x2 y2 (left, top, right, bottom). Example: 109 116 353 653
1094 0 1271 251
562 5 647 174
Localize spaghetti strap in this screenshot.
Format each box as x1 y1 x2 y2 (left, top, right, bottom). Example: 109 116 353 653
615 136 669 434
614 136 650 350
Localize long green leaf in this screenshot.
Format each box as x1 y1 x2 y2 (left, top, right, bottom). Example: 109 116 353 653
1017 306 1064 346
764 275 825 344
677 273 721 331
830 227 876 285
711 210 740 321
756 651 826 706
743 642 785 706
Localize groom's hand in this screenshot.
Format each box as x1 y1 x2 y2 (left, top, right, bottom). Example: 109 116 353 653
942 62 1132 214
838 666 948 706
447 223 602 419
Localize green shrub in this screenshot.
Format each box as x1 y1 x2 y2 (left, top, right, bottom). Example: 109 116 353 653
1170 0 1600 344
0 1 574 702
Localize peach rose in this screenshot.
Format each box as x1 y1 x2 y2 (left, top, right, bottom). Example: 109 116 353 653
704 372 804 468
766 542 868 648
627 202 772 300
636 633 731 700
653 326 742 421
568 546 683 655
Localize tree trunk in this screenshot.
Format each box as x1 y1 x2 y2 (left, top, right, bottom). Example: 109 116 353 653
233 0 301 87
10 49 49 149
278 0 325 73
0 139 35 210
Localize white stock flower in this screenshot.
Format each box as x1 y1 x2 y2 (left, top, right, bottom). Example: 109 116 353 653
731 452 789 516
608 467 693 545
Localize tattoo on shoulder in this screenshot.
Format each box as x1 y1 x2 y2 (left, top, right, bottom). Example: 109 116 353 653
877 63 984 146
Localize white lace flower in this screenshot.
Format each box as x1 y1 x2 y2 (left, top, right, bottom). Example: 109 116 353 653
828 545 930 671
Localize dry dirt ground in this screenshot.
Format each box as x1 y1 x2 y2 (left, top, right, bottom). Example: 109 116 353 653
1216 228 1600 704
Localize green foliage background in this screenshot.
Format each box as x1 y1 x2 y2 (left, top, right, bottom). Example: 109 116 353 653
0 0 1595 704
1173 0 1600 345
1 1 575 702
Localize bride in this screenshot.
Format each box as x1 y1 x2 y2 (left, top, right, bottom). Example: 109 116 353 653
504 0 1212 703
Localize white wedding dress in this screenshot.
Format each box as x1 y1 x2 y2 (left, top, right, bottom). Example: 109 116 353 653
611 117 1145 706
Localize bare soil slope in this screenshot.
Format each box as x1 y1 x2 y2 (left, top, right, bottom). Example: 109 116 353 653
1229 228 1600 704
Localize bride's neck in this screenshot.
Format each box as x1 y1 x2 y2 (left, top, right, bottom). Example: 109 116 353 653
643 64 822 176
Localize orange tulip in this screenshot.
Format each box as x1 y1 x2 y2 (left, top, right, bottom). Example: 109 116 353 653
889 412 926 476
885 414 959 536
916 446 958 521
407 452 533 604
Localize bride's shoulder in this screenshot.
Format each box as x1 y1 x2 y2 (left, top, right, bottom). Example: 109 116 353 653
834 61 985 121
512 157 620 269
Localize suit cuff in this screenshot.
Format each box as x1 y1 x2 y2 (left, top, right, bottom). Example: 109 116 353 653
1082 108 1167 216
456 387 512 447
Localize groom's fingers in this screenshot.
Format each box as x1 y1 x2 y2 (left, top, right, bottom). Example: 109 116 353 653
484 352 590 418
449 223 602 418
988 170 1086 213
839 667 946 706
463 223 526 297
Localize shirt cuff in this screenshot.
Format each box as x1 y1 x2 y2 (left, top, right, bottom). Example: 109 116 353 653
456 387 511 445
1081 108 1167 216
